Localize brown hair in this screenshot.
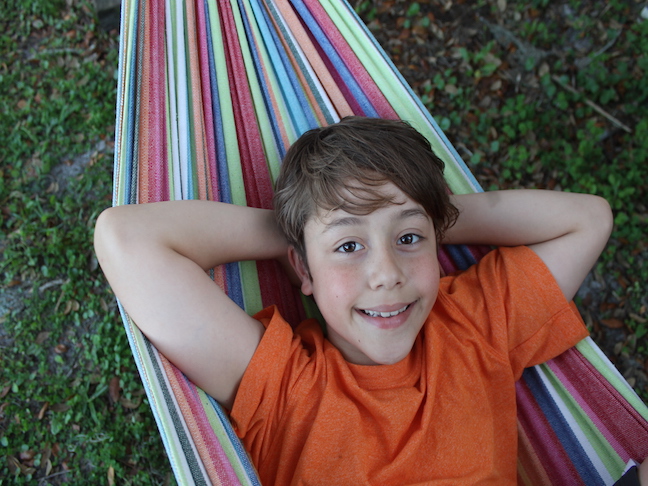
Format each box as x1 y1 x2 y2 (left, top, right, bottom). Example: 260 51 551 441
273 116 458 260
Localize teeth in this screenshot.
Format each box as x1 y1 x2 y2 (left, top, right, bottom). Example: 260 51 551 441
363 305 409 318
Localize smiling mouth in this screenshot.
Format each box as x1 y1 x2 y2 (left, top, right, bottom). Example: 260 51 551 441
361 304 410 318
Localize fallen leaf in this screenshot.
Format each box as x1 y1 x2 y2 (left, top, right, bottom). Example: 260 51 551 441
630 313 647 324
601 318 624 329
54 344 68 354
120 395 143 409
109 376 121 404
483 52 502 68
38 402 49 420
444 84 458 95
63 299 80 314
19 449 36 463
36 331 51 345
51 403 71 413
108 466 115 486
7 456 19 474
497 0 506 12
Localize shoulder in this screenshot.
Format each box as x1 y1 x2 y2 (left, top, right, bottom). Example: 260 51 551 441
253 306 327 357
230 306 338 452
433 246 588 373
231 306 327 414
438 246 556 309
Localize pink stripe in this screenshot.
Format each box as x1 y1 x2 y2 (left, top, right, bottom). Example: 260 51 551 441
547 353 628 459
248 30 292 151
517 422 554 486
437 247 457 276
470 244 492 261
516 379 585 485
312 41 365 115
185 0 210 201
137 1 151 203
147 0 168 202
272 0 354 116
163 357 242 485
219 0 302 322
549 349 648 461
301 0 396 118
195 0 219 201
219 0 270 209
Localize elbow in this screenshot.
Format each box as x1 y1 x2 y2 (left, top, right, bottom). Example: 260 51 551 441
94 207 120 258
591 195 614 243
93 206 136 277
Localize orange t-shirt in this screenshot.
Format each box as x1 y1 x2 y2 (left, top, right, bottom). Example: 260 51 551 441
231 246 589 485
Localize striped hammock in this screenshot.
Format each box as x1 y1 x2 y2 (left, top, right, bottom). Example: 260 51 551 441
112 0 648 484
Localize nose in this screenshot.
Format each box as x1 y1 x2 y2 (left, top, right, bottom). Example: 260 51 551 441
367 246 405 290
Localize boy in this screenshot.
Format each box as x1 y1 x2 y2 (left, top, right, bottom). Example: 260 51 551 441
95 117 644 484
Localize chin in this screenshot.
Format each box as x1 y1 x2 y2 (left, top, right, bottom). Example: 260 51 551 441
371 347 412 366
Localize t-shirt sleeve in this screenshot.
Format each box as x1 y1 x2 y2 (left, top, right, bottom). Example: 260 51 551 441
229 306 320 461
439 246 589 379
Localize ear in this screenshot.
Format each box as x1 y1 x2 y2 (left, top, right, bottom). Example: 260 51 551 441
288 246 314 296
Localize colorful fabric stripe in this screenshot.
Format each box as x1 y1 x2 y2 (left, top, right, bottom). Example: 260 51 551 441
113 0 648 484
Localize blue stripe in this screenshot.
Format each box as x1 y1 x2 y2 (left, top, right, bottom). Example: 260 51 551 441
290 0 378 117
208 394 263 485
250 0 318 137
444 244 477 271
237 0 285 155
523 368 604 485
204 0 245 310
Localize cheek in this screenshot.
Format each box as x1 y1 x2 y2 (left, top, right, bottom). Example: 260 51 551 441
313 264 359 302
408 254 440 285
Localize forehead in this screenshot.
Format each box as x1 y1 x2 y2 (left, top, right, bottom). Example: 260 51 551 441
307 181 429 230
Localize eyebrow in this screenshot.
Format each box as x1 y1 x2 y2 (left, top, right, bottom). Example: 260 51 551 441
322 207 430 232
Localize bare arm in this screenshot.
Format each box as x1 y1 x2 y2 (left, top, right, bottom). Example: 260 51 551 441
443 190 613 301
94 201 289 409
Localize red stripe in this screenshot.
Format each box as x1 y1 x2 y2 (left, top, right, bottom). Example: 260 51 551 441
312 39 365 115
552 348 648 460
219 0 303 320
147 0 169 202
196 0 219 201
163 356 242 484
301 0 396 118
518 422 554 485
137 0 150 203
516 379 585 485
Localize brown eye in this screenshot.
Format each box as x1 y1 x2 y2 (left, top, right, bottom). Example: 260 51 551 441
398 234 420 245
336 241 363 253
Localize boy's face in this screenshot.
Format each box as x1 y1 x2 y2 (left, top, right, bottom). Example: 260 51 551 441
290 181 440 365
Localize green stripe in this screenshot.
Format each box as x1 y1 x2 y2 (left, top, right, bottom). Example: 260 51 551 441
577 338 648 421
539 363 622 479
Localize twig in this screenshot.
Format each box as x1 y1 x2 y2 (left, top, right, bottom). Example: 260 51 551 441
39 278 66 294
575 30 622 69
39 469 71 484
551 75 632 133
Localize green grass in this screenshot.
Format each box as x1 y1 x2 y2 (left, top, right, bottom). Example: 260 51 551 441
0 0 171 483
